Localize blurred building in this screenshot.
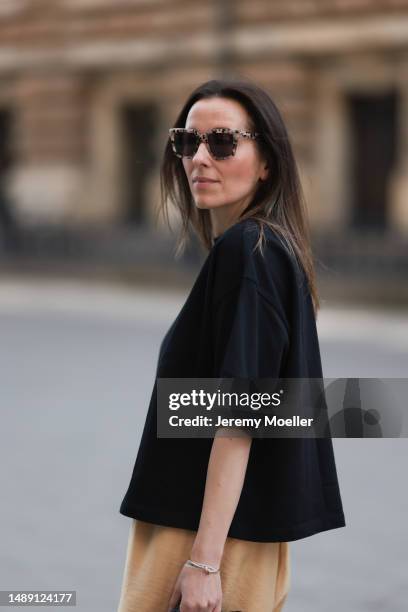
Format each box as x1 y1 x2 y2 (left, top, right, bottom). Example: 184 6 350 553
0 0 407 300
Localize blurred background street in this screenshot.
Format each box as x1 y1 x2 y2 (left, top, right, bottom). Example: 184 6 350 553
1 1 408 611
1 0 408 306
0 279 407 612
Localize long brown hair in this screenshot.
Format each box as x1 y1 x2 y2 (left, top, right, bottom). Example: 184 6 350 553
158 78 320 315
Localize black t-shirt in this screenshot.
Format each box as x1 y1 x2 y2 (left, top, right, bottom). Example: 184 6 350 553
119 218 346 542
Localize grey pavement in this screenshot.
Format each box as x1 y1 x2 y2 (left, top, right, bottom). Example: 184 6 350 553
0 278 407 612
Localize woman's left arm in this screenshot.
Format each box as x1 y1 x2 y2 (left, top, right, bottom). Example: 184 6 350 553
191 428 252 565
167 429 252 612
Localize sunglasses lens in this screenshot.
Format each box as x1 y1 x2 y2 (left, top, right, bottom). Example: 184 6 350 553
172 131 197 157
207 132 234 158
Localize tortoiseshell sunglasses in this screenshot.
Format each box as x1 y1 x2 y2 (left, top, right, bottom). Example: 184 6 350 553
169 127 260 160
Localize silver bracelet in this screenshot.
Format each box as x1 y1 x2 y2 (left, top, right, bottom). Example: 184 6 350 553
185 559 220 574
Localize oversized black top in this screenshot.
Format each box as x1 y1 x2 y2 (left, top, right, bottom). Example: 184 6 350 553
119 218 346 542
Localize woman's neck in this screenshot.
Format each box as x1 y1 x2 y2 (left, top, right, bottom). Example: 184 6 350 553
209 201 248 240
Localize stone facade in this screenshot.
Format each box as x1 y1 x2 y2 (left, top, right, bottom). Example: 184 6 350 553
1 0 408 235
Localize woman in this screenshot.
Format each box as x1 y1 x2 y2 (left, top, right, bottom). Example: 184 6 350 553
117 79 346 612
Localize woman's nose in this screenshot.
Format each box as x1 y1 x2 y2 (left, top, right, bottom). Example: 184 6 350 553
192 142 211 163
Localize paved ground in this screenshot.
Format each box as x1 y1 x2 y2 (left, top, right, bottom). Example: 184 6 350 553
0 278 407 612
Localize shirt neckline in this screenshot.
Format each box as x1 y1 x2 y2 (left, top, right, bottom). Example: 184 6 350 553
212 218 246 246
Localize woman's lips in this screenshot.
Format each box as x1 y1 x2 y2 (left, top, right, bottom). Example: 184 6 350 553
193 179 218 189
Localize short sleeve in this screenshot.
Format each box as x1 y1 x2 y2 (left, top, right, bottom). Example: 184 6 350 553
212 278 289 379
211 278 289 438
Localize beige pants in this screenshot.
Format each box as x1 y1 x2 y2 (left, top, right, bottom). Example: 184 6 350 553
117 520 290 612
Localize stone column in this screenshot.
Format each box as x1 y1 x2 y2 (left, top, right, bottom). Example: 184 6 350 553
312 71 351 234
389 59 408 235
7 73 87 224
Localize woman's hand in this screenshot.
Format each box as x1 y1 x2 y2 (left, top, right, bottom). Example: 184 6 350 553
167 563 222 612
